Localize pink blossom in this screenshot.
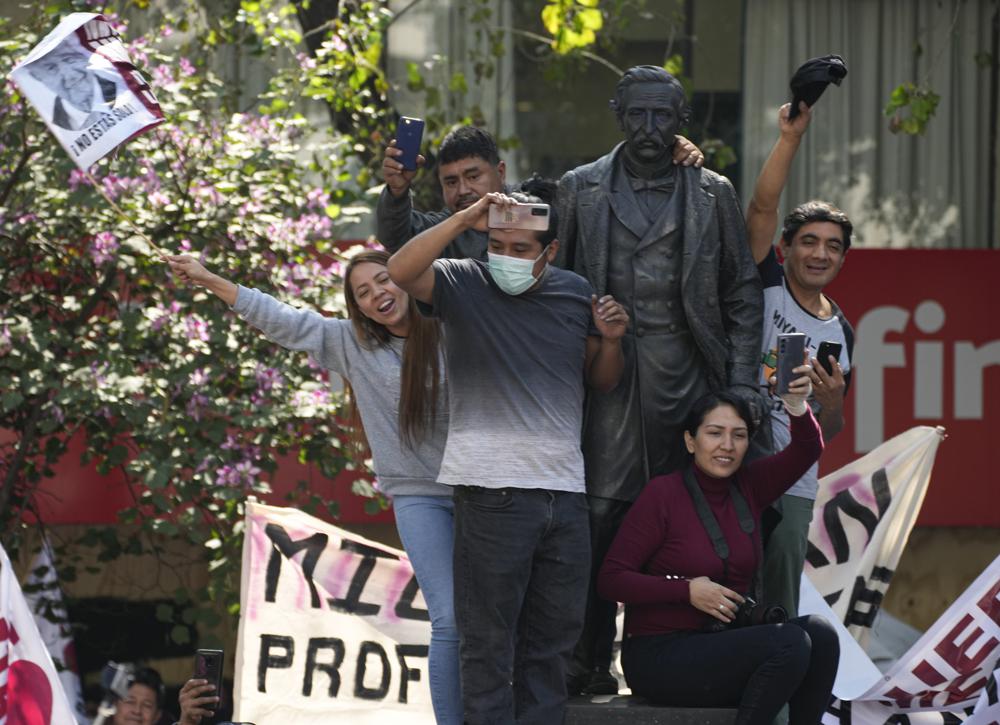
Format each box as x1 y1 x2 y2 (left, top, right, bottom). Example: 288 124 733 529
68 169 90 192
179 57 195 77
255 365 284 393
152 64 175 87
150 301 181 332
296 52 317 71
128 48 149 67
306 188 330 210
186 392 209 421
328 33 348 53
90 232 119 266
160 25 174 38
148 191 170 207
179 238 193 252
184 316 210 342
214 459 262 488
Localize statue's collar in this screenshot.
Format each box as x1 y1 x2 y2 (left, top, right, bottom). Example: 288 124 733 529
620 147 676 182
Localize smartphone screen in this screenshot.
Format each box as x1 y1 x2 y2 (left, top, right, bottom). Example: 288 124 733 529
194 649 224 711
815 340 843 376
394 116 424 171
776 333 806 394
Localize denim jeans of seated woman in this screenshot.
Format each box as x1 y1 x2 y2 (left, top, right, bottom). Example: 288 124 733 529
393 494 462 725
622 614 839 725
452 485 590 725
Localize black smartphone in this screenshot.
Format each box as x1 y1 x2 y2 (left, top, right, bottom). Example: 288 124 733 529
394 116 424 171
815 340 843 376
194 648 224 711
776 332 806 394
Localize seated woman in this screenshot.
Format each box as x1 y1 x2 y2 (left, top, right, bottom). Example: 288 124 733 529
597 373 839 725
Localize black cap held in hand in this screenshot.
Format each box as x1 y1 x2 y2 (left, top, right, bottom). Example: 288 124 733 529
788 54 848 118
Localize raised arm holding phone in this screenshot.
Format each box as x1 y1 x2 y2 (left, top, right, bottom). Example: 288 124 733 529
388 178 626 725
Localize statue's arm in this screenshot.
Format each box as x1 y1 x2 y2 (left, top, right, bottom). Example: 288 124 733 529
715 176 764 393
555 170 581 271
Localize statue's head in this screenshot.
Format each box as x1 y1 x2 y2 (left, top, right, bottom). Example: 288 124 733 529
610 65 689 168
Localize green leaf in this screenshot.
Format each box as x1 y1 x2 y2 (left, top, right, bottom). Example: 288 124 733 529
170 625 191 645
1 391 23 412
664 54 684 77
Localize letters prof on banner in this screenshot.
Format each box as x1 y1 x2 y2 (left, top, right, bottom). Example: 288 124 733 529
233 502 435 725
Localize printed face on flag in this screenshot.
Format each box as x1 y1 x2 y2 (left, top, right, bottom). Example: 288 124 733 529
9 12 164 171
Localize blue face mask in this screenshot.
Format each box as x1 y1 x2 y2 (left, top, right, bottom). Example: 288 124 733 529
487 247 548 295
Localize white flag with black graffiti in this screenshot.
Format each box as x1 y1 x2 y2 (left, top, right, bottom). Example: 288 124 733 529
805 426 944 644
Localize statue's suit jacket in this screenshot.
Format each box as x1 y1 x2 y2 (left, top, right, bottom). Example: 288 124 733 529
557 144 763 500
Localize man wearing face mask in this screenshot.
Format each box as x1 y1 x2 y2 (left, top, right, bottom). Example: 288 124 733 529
387 177 628 725
556 65 763 695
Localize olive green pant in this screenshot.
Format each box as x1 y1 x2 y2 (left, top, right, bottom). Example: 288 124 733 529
762 493 816 618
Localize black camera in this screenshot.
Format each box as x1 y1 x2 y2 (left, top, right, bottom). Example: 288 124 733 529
705 595 787 633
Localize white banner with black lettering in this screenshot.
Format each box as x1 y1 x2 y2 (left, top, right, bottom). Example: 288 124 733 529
9 12 163 170
233 501 434 724
804 552 1000 724
805 426 944 644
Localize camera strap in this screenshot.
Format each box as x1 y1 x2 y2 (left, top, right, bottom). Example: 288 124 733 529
682 466 757 588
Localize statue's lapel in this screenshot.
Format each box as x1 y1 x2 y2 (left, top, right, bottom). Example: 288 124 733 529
682 169 715 286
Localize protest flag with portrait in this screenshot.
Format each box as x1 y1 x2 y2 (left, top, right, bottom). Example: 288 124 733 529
8 12 163 171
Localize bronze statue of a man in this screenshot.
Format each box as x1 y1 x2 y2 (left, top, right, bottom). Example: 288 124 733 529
556 65 763 693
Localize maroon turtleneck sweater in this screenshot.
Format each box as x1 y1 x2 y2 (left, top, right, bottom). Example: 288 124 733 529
597 407 823 636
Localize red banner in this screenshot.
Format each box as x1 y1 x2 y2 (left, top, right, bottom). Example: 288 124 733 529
822 249 1000 527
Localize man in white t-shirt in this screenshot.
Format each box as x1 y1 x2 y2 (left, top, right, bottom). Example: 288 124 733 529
746 101 855 617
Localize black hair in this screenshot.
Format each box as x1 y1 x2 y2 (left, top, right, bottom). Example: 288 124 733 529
512 174 559 247
683 390 757 442
438 125 500 167
781 200 854 250
127 666 165 710
609 65 690 125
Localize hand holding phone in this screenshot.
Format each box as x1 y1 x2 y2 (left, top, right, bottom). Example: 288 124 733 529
393 116 425 171
815 340 842 376
194 649 224 712
487 202 551 231
775 332 806 395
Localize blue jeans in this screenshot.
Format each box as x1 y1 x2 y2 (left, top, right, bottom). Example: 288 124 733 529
393 494 462 725
452 486 590 725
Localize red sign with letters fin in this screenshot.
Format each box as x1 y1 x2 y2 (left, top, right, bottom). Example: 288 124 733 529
822 249 999 527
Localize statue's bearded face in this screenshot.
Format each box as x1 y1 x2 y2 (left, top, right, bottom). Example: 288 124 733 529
619 81 684 167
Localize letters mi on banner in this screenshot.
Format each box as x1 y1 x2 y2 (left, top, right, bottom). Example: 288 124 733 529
233 502 434 724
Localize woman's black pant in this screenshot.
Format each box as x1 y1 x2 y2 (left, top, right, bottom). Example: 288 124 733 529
622 615 839 725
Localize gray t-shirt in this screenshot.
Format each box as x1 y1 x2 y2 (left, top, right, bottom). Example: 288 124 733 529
420 258 595 493
234 286 450 498
758 249 854 499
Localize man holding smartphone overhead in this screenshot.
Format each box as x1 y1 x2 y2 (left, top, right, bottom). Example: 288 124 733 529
746 100 855 618
378 122 705 262
378 124 508 260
